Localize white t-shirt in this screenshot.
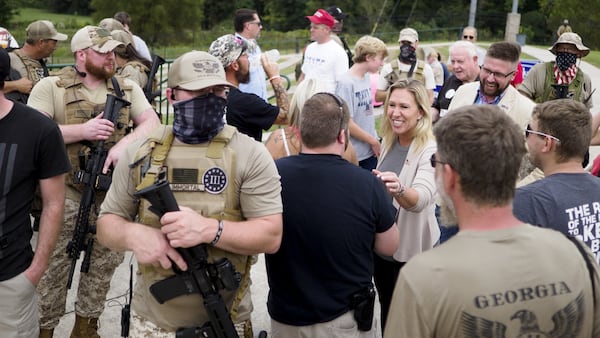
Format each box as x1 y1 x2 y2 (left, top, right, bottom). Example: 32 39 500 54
301 39 349 93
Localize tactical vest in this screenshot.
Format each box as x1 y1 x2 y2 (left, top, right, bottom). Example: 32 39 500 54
6 50 48 103
122 60 150 88
541 62 585 103
133 124 251 320
12 49 48 85
385 59 426 86
55 67 132 191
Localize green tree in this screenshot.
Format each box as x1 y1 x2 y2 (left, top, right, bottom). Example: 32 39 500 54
90 0 204 46
540 0 600 49
0 0 18 26
47 0 92 15
263 0 307 31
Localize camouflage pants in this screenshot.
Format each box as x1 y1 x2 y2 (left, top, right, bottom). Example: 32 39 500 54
37 198 124 329
129 311 250 338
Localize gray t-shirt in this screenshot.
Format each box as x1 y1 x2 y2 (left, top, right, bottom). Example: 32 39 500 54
336 71 377 161
513 172 600 263
377 140 409 175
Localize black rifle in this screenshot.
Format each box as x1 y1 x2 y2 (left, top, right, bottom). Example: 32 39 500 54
144 54 165 102
134 180 240 338
65 94 131 289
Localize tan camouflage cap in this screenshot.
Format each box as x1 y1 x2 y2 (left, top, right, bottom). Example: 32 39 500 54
168 51 232 90
110 29 133 46
549 32 590 57
26 20 68 41
398 28 418 43
208 34 248 68
71 26 124 53
99 18 126 32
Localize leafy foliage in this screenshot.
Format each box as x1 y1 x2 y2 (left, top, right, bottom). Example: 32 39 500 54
0 0 18 25
3 0 598 51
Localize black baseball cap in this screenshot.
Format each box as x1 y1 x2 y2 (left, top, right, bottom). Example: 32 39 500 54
326 6 349 21
0 48 9 80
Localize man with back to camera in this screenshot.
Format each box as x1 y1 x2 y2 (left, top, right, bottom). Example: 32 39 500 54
4 20 68 104
266 92 398 337
513 99 600 261
376 27 436 103
209 33 289 142
298 8 349 93
28 25 160 337
385 104 600 337
96 50 283 337
0 47 70 338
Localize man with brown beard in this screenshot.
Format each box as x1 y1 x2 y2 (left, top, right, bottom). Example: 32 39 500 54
209 34 288 142
27 25 159 338
448 41 534 130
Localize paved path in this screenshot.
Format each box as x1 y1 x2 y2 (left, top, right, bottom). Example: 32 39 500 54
53 44 599 337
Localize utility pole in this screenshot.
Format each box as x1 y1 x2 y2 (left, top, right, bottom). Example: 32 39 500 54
468 0 477 27
504 0 521 43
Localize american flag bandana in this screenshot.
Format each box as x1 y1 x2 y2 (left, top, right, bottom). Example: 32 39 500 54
554 64 578 85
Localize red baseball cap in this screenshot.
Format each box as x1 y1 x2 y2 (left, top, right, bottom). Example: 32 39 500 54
306 9 335 29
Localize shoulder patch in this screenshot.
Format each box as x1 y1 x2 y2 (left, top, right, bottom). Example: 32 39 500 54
203 167 228 194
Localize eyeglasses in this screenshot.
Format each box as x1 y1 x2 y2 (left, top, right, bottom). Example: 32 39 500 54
248 21 262 27
525 124 560 142
480 67 516 80
430 154 449 168
463 35 475 40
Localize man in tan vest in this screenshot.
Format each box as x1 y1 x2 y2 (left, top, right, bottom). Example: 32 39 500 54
4 20 67 103
96 50 283 337
29 25 159 338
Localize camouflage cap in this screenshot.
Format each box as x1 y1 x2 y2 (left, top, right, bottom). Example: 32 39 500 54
99 18 125 32
71 26 124 53
398 28 418 43
208 34 248 68
110 29 133 46
168 51 232 90
26 20 68 41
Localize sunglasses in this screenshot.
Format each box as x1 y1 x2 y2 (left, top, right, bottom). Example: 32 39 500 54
525 124 560 142
463 35 475 40
430 154 449 168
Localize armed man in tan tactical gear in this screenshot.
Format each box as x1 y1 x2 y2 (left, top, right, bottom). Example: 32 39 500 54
96 50 283 337
28 25 160 338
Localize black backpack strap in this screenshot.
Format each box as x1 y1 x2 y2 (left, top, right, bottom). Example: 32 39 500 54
407 61 417 78
567 235 597 308
111 76 124 98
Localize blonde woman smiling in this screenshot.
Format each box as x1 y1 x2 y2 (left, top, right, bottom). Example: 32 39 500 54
372 79 439 330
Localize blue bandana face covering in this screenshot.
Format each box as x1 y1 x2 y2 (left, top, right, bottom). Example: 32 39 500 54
555 52 577 71
172 93 227 144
